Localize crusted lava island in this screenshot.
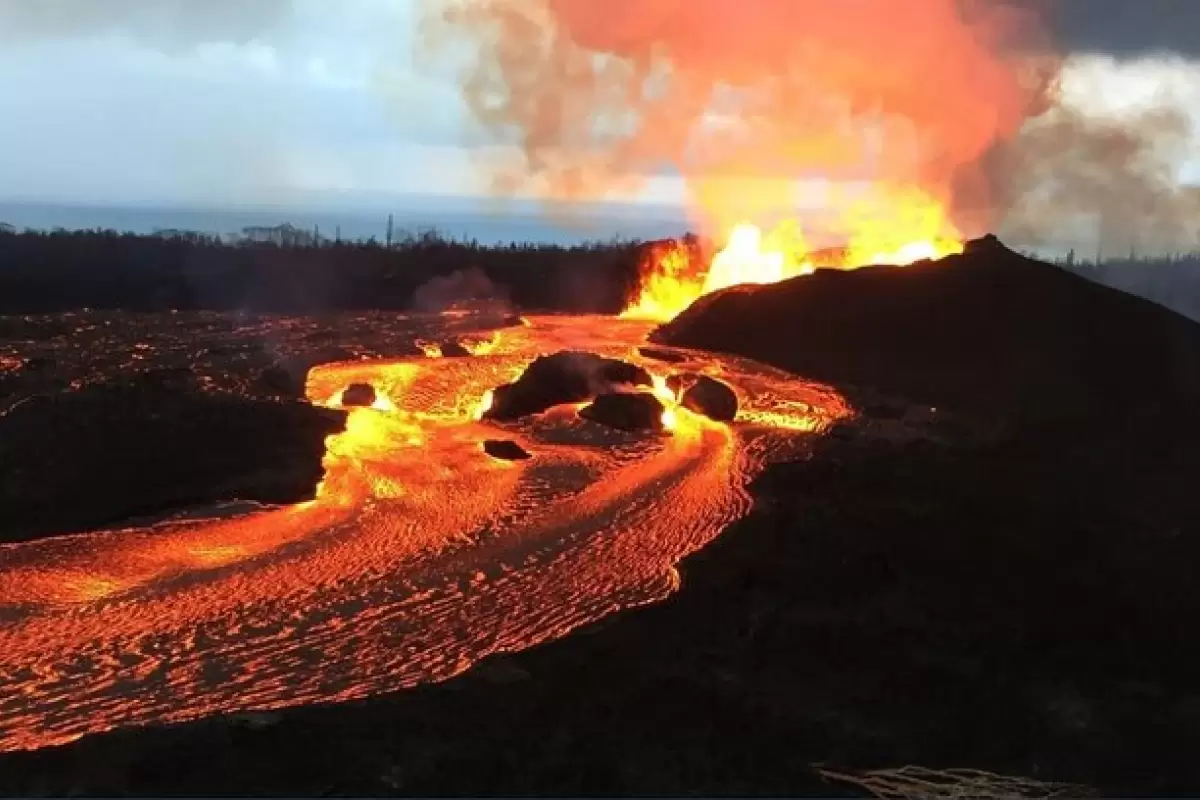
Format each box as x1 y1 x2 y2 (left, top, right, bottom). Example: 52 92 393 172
3 233 1200 797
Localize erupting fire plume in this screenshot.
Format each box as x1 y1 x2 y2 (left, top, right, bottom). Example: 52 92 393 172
425 0 1200 307
422 0 1059 319
623 187 967 321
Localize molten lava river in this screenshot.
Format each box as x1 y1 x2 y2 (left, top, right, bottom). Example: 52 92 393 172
0 314 850 752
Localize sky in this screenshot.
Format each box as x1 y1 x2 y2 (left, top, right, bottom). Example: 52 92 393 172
0 0 495 210
0 0 1196 214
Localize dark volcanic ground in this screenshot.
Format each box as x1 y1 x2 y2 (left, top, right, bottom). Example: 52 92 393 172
0 308 513 408
0 310 512 542
655 235 1200 428
4 248 1200 796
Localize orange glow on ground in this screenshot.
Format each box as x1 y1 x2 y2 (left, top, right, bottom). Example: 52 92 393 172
474 388 495 420
416 341 443 358
0 314 849 753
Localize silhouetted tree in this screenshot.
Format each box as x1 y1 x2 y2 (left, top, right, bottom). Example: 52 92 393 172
0 226 649 315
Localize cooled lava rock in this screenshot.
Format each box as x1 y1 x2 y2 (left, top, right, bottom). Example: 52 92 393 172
578 392 665 432
257 348 365 399
598 360 653 387
440 341 472 358
133 367 200 392
341 383 377 408
638 346 688 364
482 439 532 461
257 363 306 398
0 383 346 544
484 351 653 421
501 314 528 328
653 234 1200 425
680 375 739 421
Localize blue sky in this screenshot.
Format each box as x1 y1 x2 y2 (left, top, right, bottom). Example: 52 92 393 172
0 0 1195 214
0 0 515 209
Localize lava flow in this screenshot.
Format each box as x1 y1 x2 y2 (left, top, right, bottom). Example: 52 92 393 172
0 314 848 753
623 185 965 321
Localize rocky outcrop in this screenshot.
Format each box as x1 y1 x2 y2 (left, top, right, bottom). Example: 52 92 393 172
484 351 653 422
680 375 738 422
482 439 532 461
654 235 1200 425
439 341 472 358
578 392 665 432
341 383 377 408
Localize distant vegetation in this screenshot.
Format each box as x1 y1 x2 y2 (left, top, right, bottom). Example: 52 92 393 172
0 224 647 315
2 222 1200 322
1053 250 1200 322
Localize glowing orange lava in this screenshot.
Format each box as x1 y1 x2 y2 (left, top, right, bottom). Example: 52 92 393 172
623 186 965 321
416 341 443 358
474 388 495 420
0 315 849 753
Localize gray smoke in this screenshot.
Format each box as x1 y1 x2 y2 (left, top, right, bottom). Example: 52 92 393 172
412 267 511 312
964 3 1200 254
987 99 1200 254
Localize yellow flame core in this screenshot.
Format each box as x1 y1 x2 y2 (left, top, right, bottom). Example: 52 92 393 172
371 394 396 412
622 186 964 322
649 373 680 431
705 222 815 296
620 241 698 322
474 389 495 421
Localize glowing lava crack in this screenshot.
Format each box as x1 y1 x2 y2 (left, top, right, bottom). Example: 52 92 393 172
0 315 849 752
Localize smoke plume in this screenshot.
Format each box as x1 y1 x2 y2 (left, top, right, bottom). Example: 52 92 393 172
412 266 511 312
421 0 1056 235
985 100 1200 254
423 0 1200 253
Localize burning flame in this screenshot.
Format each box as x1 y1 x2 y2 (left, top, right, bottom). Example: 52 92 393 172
371 394 396 412
416 341 443 358
623 186 964 322
620 240 699 323
474 389 494 420
649 373 680 431
464 334 500 355
705 222 815 295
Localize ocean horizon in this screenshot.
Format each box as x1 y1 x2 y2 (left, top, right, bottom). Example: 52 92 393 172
0 199 1087 261
0 199 695 246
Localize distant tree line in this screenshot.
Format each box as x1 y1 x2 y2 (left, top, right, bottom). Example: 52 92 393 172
6 222 1200 322
1053 250 1200 322
0 225 651 315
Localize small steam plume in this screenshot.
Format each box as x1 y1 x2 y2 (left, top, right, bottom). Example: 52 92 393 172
421 0 1200 255
0 0 293 48
412 266 511 312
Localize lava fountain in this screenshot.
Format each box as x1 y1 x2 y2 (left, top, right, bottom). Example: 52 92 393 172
622 185 965 322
